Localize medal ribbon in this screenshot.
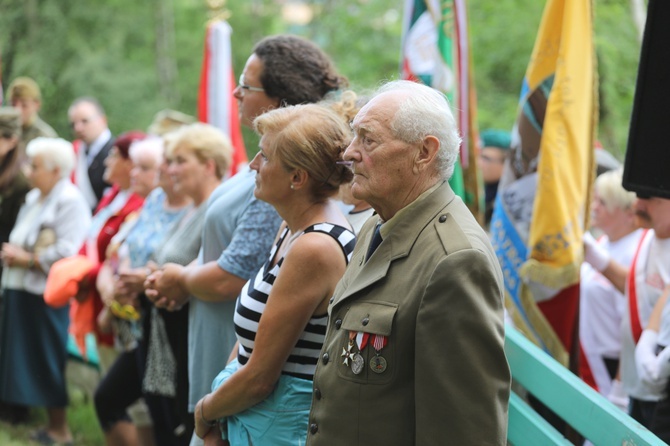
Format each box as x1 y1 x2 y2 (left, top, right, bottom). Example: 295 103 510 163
371 334 387 352
356 332 370 351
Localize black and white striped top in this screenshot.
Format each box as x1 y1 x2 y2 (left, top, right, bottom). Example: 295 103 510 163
233 222 356 380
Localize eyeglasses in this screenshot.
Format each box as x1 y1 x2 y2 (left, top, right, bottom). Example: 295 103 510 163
237 75 265 96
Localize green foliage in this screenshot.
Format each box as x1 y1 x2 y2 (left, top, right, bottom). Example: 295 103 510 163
0 0 641 160
593 0 641 158
470 0 641 160
469 0 543 132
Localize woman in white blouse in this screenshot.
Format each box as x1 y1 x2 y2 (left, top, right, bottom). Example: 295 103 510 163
0 137 91 445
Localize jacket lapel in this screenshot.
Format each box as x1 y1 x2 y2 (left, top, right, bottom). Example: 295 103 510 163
333 181 456 305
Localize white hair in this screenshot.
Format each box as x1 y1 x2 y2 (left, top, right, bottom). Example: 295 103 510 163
26 137 75 179
595 168 636 212
129 136 164 167
376 80 461 180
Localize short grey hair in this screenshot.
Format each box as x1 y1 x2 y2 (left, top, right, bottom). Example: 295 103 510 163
376 80 461 180
26 137 75 179
129 136 164 167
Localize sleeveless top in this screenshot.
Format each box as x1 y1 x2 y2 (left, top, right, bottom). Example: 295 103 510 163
234 222 356 380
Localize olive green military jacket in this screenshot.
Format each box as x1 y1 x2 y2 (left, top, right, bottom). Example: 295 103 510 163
307 180 510 446
19 116 57 156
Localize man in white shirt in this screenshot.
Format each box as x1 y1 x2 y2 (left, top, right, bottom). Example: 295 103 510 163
584 193 670 429
68 97 114 210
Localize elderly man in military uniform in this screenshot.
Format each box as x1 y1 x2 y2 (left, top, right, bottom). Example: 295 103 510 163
307 80 510 446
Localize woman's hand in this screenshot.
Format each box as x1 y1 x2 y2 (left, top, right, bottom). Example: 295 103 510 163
118 267 151 294
1 243 32 269
194 395 217 439
145 263 189 310
203 428 228 446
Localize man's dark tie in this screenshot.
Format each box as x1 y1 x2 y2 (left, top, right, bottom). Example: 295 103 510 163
365 223 383 262
81 143 91 166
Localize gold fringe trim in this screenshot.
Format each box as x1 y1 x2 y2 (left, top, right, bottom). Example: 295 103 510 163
520 259 581 291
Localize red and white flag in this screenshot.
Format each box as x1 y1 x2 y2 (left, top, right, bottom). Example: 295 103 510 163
198 20 247 177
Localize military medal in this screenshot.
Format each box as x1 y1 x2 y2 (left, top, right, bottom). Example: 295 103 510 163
343 331 365 374
370 355 387 373
341 341 354 366
369 334 388 374
350 331 369 375
351 353 365 374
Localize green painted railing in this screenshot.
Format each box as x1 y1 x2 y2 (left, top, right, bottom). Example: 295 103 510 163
505 325 664 445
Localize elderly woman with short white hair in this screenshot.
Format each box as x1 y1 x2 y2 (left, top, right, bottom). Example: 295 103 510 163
0 137 91 445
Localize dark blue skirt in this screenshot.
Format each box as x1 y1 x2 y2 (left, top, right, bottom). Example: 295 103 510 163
0 288 69 407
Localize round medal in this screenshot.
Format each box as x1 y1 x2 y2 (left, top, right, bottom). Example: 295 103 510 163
370 355 387 374
351 353 364 375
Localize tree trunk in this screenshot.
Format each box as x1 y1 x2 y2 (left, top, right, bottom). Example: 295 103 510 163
153 0 179 105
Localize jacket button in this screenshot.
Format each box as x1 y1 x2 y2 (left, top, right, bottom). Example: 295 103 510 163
322 353 329 364
335 318 342 329
310 423 318 434
315 388 322 400
362 317 369 326
329 296 334 304
439 214 448 223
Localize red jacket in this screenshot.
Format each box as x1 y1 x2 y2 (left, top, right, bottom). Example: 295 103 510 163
69 185 144 353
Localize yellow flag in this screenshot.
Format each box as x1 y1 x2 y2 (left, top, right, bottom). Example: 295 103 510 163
491 0 597 365
523 0 596 284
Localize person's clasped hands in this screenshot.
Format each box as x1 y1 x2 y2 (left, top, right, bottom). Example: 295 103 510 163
143 262 190 311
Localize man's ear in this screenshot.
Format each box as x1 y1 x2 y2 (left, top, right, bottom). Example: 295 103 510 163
413 135 440 174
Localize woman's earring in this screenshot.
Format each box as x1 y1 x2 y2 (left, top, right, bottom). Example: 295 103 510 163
290 184 295 190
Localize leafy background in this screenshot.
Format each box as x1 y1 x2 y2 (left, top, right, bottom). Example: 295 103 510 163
1 0 641 160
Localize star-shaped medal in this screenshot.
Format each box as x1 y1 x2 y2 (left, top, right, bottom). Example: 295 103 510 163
341 341 354 366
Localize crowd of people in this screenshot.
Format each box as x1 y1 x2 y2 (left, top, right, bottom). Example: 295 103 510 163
0 31 667 446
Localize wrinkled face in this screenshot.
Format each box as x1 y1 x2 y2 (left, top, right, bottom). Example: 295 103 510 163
103 146 132 186
343 94 416 213
249 132 292 205
233 54 281 129
478 146 506 184
167 145 208 198
68 101 107 144
130 151 160 198
11 98 40 125
590 190 628 236
28 154 60 195
634 197 670 238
